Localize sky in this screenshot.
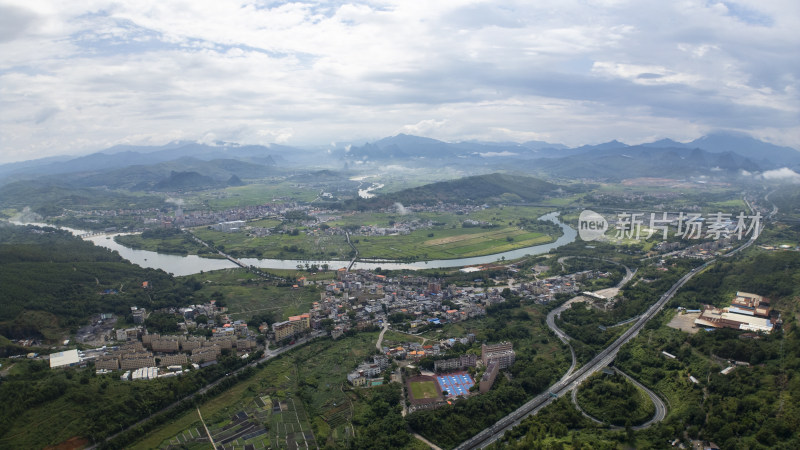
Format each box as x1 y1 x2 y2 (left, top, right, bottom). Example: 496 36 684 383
0 0 798 164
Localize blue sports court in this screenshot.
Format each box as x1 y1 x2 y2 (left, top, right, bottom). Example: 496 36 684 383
436 371 475 398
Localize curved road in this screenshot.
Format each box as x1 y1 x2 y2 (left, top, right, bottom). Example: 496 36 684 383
457 220 762 449
548 259 665 431
376 322 389 350
546 259 636 374
569 367 666 430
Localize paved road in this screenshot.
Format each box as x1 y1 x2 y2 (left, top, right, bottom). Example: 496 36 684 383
615 368 667 429
569 367 666 430
457 228 761 449
546 259 635 372
376 322 389 351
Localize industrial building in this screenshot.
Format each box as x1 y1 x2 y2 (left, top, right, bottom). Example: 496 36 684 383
49 349 81 369
695 291 775 333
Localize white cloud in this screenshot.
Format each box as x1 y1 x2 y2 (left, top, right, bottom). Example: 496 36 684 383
762 167 800 183
0 0 798 163
478 151 519 157
398 119 449 137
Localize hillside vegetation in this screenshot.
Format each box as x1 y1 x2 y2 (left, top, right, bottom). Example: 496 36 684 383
343 173 567 210
0 181 166 217
0 224 193 345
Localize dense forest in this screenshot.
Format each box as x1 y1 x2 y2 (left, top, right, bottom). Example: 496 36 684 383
407 299 570 449
575 372 655 426
497 248 800 449
0 224 196 346
0 180 166 217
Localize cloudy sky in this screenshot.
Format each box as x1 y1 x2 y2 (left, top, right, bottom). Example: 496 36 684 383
1 0 798 163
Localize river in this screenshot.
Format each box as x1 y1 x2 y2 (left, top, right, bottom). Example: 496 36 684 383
15 212 577 276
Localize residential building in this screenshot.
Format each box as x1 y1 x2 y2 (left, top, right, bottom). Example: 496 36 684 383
434 354 477 372
95 356 120 371
480 361 500 393
272 313 311 341
481 342 515 369
157 353 188 367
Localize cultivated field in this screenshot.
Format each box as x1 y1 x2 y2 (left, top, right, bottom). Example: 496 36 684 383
133 332 379 449
186 268 320 321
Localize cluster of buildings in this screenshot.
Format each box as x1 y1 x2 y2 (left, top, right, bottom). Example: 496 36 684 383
267 270 496 343
90 331 256 373
347 338 516 403
655 237 736 260
694 291 777 333
49 299 256 381
347 354 390 387
154 203 297 228
516 271 604 303
114 301 229 342
272 313 311 342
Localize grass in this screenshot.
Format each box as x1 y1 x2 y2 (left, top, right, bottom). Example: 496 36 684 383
184 269 321 321
163 205 562 262
381 330 426 345
411 381 439 399
191 226 353 260
114 232 214 256
410 381 440 399
353 227 553 260
134 332 380 449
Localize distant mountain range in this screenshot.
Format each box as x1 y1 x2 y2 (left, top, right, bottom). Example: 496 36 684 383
0 141 282 182
1 132 798 187
344 132 800 170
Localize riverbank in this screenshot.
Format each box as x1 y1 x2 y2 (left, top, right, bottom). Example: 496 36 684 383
15 212 577 275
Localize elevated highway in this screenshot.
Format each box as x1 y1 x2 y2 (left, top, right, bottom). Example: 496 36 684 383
457 229 760 449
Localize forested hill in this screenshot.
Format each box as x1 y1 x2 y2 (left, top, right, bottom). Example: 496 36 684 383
0 180 167 217
0 224 193 349
342 173 569 210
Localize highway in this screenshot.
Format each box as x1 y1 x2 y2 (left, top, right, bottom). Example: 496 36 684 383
96 195 772 450
569 366 666 430
457 228 760 449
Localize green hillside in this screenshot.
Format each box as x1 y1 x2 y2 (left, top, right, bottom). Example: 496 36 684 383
0 224 189 344
0 180 166 217
343 173 566 209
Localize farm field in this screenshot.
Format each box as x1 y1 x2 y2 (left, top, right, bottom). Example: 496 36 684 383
134 332 379 449
120 205 562 262
190 182 323 209
352 227 553 261
185 268 322 322
191 227 353 260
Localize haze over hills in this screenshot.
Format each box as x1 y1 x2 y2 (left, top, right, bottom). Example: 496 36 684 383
523 146 765 181
343 173 574 210
345 133 800 177
1 132 798 192
0 142 283 181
